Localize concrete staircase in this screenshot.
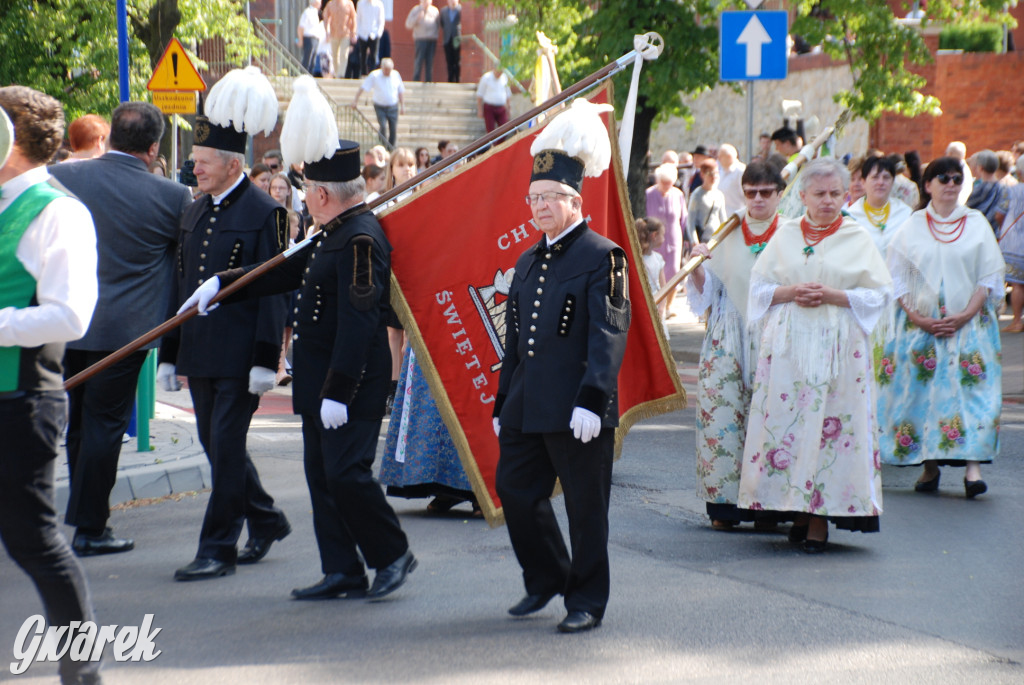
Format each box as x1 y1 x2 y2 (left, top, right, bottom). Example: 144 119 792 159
315 79 487 153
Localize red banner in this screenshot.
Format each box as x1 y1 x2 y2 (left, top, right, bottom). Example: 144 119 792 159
379 88 684 525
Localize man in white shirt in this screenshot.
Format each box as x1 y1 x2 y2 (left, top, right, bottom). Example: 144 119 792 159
297 0 326 74
353 58 405 147
476 66 511 133
716 143 746 216
0 86 102 685
356 0 386 76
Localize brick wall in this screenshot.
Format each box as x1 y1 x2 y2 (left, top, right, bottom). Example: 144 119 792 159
870 50 1024 161
389 0 492 85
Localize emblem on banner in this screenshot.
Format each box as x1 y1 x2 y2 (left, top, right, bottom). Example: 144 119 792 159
467 268 516 372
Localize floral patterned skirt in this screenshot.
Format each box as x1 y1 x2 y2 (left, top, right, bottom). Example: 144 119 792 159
876 303 1001 466
738 309 882 522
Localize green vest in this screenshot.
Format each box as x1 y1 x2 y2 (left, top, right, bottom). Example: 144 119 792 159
0 182 67 392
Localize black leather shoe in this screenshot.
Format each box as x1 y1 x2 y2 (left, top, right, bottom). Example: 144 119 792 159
174 558 236 581
367 550 417 599
802 535 829 554
508 592 557 617
964 479 987 499
557 611 601 633
291 573 369 600
72 528 134 557
237 520 292 565
915 472 941 492
788 525 809 544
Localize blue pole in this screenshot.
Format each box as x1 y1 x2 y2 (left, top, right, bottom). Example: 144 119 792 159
117 0 129 102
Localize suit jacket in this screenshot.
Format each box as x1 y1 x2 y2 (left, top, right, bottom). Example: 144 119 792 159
495 221 630 433
220 203 393 418
440 5 461 44
50 152 192 351
159 178 288 378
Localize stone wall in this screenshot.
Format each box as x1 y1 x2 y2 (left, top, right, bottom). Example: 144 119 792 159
649 54 869 162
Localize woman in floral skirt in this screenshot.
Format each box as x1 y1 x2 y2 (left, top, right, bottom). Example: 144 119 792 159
686 160 786 530
877 157 1005 497
737 158 893 553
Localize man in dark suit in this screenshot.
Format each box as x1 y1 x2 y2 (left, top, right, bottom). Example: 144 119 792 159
439 0 462 83
493 106 630 634
158 115 291 581
179 140 416 601
51 102 192 557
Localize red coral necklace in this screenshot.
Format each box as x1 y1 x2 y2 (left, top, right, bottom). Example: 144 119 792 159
800 215 843 256
926 211 967 243
742 214 779 254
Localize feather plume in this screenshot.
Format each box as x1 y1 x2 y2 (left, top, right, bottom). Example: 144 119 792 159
279 75 340 168
205 66 279 136
530 98 614 177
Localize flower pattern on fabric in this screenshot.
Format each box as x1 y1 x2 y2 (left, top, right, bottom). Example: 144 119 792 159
938 415 966 451
892 421 922 459
877 354 895 385
738 308 882 518
958 351 987 386
877 287 1001 466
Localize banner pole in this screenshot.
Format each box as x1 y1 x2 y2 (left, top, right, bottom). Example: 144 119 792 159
64 39 665 391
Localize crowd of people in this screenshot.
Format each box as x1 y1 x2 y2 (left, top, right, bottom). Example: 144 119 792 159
639 130 1018 554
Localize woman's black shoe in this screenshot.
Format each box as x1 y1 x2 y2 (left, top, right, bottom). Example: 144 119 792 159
964 479 987 499
788 524 808 544
802 537 828 554
914 472 940 492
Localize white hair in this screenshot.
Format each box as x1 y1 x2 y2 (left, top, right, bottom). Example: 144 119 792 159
946 141 967 159
316 177 366 204
654 162 678 184
798 157 850 192
213 149 245 167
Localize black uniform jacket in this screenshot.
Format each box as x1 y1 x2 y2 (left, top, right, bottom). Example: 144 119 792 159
159 177 288 378
494 221 630 433
219 203 393 419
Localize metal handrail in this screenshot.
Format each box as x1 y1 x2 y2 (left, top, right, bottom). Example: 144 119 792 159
460 33 528 93
250 19 391 152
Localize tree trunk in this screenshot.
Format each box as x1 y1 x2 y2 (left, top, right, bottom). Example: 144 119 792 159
627 99 658 221
132 0 182 165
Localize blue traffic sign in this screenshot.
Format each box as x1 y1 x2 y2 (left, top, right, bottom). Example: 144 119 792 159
720 11 788 81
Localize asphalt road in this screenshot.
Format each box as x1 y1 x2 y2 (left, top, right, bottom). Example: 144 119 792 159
2 401 1022 684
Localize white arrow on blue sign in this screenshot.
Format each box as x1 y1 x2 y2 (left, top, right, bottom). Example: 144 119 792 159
720 10 788 81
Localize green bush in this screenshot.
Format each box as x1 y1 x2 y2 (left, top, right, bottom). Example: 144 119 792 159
939 23 1003 53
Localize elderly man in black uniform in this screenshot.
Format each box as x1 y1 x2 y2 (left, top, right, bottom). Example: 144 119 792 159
51 102 192 557
493 101 630 634
0 89 103 685
158 112 291 581
180 129 416 599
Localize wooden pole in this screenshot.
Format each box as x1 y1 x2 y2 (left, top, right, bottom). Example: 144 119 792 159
62 45 654 391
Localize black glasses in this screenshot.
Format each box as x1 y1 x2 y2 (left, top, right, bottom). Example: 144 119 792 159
936 173 963 185
743 188 777 199
268 163 281 171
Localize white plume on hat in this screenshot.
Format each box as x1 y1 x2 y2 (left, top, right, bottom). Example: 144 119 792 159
530 98 614 177
279 75 340 168
205 66 279 136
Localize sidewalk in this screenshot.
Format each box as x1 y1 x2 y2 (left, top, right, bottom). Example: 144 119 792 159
56 296 1022 512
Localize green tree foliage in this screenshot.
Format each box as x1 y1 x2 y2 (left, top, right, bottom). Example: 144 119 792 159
0 0 259 121
481 0 1014 214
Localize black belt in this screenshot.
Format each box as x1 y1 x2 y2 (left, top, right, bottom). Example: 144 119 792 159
0 390 27 401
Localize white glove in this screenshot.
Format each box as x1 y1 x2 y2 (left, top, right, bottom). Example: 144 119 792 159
177 275 221 315
569 407 601 444
492 417 501 437
156 363 181 391
320 399 349 429
248 366 277 395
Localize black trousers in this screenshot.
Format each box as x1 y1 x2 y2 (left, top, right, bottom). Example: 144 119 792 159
496 426 614 618
64 348 149 533
188 377 286 563
0 391 101 684
357 37 380 76
443 40 460 82
301 414 407 575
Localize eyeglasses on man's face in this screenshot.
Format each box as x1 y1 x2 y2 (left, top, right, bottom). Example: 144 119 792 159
935 173 963 185
524 191 574 206
742 187 778 199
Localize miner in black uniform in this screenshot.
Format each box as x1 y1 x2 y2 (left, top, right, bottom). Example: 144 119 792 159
492 100 630 633
158 112 291 581
180 134 416 600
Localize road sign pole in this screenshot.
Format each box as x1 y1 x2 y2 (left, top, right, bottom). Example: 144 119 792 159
172 115 179 181
746 81 755 162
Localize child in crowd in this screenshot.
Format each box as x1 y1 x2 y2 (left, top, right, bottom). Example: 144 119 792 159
637 217 669 330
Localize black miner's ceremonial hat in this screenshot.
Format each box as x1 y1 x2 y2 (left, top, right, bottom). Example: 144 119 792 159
305 140 361 183
193 115 248 154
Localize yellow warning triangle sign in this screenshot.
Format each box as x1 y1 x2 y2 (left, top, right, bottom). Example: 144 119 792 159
147 38 207 92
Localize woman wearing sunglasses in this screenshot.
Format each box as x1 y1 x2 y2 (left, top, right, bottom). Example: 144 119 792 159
877 157 1005 498
686 160 787 531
